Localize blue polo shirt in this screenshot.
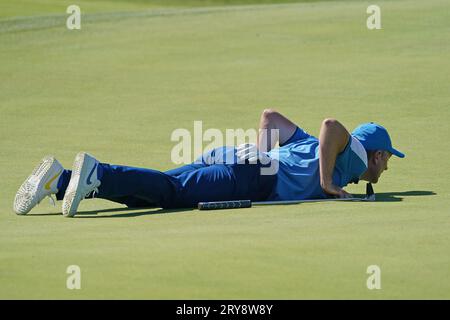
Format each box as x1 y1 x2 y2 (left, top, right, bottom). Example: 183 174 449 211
266 127 368 201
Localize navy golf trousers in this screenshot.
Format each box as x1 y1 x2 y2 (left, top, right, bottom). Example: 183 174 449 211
55 147 277 208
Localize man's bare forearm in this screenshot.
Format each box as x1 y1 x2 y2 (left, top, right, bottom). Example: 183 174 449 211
318 118 351 197
257 109 297 152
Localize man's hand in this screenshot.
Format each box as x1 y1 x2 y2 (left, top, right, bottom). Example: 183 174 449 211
236 143 271 165
321 182 353 198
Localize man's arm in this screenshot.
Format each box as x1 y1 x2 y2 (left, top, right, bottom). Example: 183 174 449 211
257 109 298 152
318 118 353 198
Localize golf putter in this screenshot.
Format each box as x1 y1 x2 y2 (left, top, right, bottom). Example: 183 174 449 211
198 183 375 210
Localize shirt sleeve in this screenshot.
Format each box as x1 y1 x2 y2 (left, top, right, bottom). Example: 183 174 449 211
334 136 368 183
279 126 311 147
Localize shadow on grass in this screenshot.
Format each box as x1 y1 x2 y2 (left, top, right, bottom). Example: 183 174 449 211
366 190 436 202
28 206 195 218
28 190 436 218
75 190 436 217
75 207 195 218
29 207 134 216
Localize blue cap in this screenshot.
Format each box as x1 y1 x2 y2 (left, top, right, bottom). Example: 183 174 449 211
352 122 405 158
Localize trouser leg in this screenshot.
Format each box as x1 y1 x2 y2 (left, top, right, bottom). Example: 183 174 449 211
54 146 276 209
55 164 181 208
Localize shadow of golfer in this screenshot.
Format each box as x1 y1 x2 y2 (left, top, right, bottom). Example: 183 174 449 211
30 190 436 218
365 190 436 202
74 207 195 218
76 190 436 217
28 207 138 217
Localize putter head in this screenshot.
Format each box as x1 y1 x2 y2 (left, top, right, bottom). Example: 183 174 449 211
365 183 376 201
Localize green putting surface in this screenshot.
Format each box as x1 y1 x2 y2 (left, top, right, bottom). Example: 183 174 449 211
1 0 449 299
0 0 324 19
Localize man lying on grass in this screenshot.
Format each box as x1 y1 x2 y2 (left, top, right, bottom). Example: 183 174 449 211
13 109 404 217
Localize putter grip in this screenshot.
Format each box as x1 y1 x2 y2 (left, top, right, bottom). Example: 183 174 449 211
198 200 252 210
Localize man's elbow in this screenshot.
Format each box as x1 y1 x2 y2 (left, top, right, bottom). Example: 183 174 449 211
320 118 350 150
321 118 347 134
261 108 279 124
322 118 339 128
262 108 278 119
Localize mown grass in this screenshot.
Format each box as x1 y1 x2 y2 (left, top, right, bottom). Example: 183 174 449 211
1 0 449 299
0 0 332 18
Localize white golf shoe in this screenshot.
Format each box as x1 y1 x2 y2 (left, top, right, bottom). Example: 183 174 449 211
62 152 101 217
14 156 64 215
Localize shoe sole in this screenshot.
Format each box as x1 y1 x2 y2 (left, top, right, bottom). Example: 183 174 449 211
14 156 59 215
62 152 94 217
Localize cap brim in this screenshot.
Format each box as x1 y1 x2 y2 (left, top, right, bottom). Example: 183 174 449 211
389 147 405 158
